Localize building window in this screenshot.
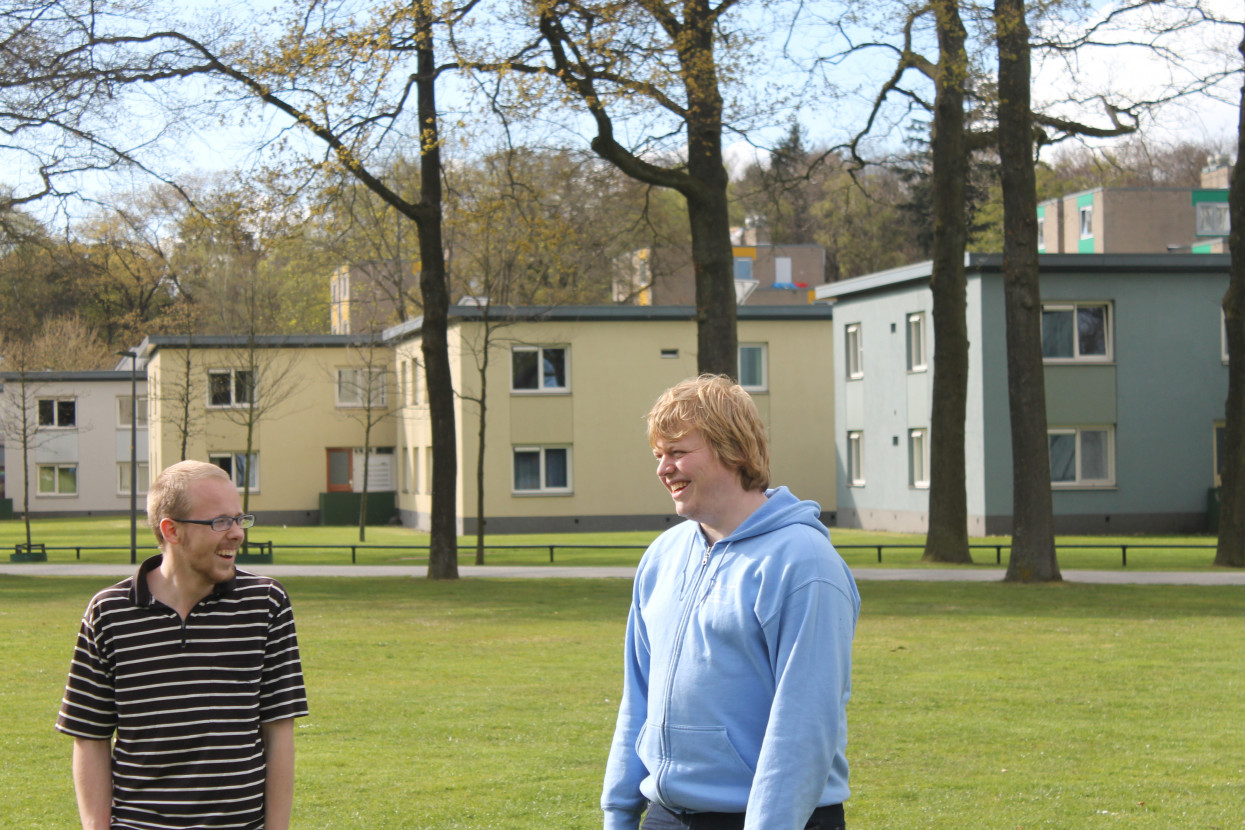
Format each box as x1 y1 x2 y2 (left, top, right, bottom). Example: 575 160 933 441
208 369 253 408
733 257 754 281
906 312 927 372
847 431 865 487
37 464 77 495
1079 205 1093 239
1214 422 1226 487
210 452 259 490
117 396 148 428
513 446 571 494
1049 427 1114 487
512 346 568 392
739 343 767 392
37 398 76 427
845 324 863 380
909 428 930 489
1197 202 1230 237
1041 302 1111 361
117 462 150 495
1037 215 1045 251
336 368 387 407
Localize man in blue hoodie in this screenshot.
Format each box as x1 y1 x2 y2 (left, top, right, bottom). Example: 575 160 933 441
602 374 860 830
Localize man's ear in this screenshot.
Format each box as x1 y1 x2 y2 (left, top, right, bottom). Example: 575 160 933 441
159 517 181 547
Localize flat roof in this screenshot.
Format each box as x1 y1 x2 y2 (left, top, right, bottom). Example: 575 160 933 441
814 253 1233 301
383 304 833 341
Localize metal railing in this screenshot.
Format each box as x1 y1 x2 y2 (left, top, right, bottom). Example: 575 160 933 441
14 541 1219 567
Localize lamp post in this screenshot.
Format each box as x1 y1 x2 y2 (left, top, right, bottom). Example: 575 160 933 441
117 350 139 565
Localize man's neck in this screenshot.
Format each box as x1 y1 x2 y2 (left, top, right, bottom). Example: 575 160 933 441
148 557 214 620
700 488 769 544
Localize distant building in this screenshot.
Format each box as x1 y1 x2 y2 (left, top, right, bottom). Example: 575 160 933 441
1 371 148 517
817 253 1230 535
1036 159 1232 255
330 261 417 334
612 223 826 306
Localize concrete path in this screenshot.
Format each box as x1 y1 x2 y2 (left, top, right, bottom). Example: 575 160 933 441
3 562 1245 585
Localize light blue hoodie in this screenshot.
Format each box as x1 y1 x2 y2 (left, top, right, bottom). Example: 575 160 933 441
601 487 860 830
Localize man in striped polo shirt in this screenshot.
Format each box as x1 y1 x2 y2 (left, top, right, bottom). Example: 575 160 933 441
57 460 309 830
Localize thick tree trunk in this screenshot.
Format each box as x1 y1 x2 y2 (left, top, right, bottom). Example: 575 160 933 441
922 0 972 564
1215 33 1245 568
996 0 1060 582
415 5 459 580
685 81 737 377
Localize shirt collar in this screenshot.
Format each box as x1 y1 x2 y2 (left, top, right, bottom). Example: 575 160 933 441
129 553 239 607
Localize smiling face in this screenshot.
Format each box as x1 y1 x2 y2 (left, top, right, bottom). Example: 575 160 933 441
161 477 246 590
653 428 750 539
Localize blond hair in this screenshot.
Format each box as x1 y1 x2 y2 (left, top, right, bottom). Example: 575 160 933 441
647 374 770 492
146 461 232 549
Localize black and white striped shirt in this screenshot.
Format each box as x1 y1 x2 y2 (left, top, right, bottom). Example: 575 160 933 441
57 555 309 830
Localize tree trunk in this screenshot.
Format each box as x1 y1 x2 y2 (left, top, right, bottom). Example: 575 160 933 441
415 3 458 580
474 324 491 566
683 16 736 379
996 0 1060 582
1215 31 1245 568
922 0 972 564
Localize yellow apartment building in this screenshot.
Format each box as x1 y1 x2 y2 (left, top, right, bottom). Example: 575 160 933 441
386 305 836 534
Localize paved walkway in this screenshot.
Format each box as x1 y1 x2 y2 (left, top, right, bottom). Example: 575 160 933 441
3 562 1244 585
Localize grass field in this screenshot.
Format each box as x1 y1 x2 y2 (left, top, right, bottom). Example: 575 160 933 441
0 515 1227 570
2 575 1242 829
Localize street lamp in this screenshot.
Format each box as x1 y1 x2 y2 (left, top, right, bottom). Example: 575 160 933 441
117 350 139 565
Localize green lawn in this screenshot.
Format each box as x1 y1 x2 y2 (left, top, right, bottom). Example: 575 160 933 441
0 516 1227 570
3 576 1242 828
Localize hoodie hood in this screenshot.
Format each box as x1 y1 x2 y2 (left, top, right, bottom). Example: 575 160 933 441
724 485 829 544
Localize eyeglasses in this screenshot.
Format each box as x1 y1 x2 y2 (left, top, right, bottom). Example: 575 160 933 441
171 515 255 532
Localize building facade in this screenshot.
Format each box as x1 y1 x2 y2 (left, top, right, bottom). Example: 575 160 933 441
1 371 148 517
141 334 398 525
818 253 1230 535
386 305 837 534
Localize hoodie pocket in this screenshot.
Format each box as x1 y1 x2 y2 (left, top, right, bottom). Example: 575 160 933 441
636 721 756 811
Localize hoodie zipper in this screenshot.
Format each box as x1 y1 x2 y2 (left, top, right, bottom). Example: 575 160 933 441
655 531 715 803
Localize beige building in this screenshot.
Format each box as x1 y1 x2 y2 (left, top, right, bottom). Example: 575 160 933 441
330 261 417 334
385 305 836 534
139 334 397 524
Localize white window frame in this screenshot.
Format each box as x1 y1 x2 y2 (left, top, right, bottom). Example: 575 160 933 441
909 428 930 489
1036 216 1045 251
37 397 76 428
845 324 863 380
738 343 768 392
1079 205 1094 239
207 369 253 408
117 395 148 428
117 462 150 496
511 446 573 494
1196 202 1230 237
847 431 865 487
906 312 927 373
1048 426 1115 488
37 463 78 496
1041 302 1113 363
209 452 260 491
511 346 570 393
336 367 388 408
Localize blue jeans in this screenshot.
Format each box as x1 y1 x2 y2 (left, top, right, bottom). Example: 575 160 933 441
640 802 845 830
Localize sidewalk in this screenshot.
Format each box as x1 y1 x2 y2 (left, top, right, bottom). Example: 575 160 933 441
3 562 1245 585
